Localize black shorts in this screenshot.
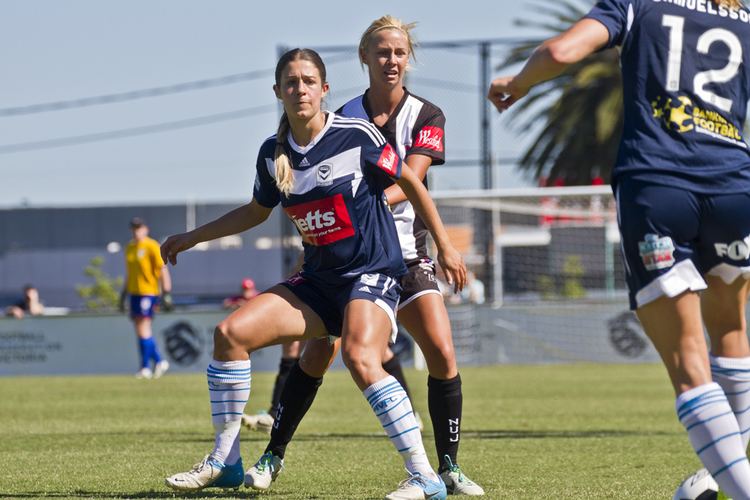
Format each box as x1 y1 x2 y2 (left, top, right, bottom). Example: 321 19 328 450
399 258 442 309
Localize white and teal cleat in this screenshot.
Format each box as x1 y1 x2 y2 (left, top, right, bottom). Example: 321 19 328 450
241 411 275 434
244 451 284 490
165 455 243 491
439 455 485 496
385 471 448 500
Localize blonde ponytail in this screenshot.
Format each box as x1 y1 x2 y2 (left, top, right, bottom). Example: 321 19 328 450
715 0 744 8
274 113 294 197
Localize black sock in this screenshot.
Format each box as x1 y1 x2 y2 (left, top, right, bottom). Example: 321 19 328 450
269 357 298 417
382 355 412 400
428 373 463 471
265 361 323 459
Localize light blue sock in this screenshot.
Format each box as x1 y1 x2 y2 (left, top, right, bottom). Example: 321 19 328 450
677 383 750 499
207 359 251 465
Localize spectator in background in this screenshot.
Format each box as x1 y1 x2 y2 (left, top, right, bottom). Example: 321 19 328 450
120 217 172 379
5 285 44 319
223 278 259 309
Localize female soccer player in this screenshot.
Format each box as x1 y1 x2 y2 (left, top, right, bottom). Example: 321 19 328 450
162 47 465 500
489 1 750 497
245 16 484 497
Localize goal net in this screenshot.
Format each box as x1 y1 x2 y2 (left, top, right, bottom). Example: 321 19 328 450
423 185 661 365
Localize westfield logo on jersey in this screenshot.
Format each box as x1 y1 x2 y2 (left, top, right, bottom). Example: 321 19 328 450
284 193 355 246
376 143 398 176
414 126 444 152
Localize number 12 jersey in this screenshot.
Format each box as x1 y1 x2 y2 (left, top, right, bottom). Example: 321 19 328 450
587 0 750 193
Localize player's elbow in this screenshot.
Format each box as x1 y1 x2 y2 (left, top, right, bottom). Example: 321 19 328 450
542 38 582 66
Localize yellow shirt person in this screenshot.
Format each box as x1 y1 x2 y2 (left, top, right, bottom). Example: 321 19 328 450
122 217 172 380
125 236 164 296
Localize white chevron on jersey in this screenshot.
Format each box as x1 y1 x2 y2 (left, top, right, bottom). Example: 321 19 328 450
332 116 386 147
264 147 364 197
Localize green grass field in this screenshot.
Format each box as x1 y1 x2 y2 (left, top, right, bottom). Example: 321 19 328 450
0 364 718 499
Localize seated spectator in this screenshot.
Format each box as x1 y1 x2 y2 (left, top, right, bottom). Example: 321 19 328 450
5 285 45 319
223 278 259 309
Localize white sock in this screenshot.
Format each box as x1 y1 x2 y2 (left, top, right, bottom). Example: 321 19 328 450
711 354 750 449
677 382 750 499
364 375 435 479
206 359 251 465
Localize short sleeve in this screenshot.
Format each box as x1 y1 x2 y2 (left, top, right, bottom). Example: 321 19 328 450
585 0 633 48
409 110 446 165
363 141 403 180
252 145 281 208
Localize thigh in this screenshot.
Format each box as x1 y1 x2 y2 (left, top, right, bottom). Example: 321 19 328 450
698 191 750 282
636 291 710 394
702 274 750 358
345 273 402 343
220 284 327 352
398 292 457 379
616 178 705 309
299 337 339 378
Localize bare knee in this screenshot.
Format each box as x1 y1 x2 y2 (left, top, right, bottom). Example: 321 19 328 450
421 338 458 379
342 343 382 388
213 321 247 361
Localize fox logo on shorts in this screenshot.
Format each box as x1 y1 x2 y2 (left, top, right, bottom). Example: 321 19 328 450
638 234 675 271
715 234 750 261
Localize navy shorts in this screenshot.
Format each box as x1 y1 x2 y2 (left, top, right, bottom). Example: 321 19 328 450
281 272 402 342
616 177 750 309
399 258 441 309
130 294 158 319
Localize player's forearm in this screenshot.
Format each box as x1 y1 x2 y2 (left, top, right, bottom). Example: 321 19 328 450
159 267 172 293
396 171 451 251
190 202 265 244
512 42 571 92
384 184 407 206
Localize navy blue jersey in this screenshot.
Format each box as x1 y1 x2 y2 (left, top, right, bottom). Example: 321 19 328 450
253 112 407 285
586 0 750 193
337 89 446 260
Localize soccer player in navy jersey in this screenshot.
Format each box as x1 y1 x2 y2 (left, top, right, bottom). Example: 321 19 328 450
161 48 465 500
245 16 484 497
489 0 750 497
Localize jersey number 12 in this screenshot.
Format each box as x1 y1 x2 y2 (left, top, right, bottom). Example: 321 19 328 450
662 14 742 113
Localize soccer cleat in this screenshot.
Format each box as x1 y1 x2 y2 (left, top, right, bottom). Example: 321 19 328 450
439 456 485 496
153 360 170 379
244 451 283 490
165 455 242 491
241 411 275 434
385 471 447 500
135 367 153 379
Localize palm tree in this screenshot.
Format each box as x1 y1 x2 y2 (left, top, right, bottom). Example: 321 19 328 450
498 0 622 185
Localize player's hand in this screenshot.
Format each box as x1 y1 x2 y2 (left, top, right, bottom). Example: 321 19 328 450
161 232 197 266
118 291 127 313
161 291 174 312
487 75 528 113
437 245 467 294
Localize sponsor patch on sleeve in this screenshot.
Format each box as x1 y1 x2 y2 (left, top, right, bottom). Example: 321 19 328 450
376 143 399 176
413 126 444 152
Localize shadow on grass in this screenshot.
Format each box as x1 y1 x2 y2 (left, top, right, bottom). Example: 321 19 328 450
173 428 675 445
0 490 262 499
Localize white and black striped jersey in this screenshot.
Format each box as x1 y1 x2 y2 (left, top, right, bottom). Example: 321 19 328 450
253 112 407 285
337 88 446 260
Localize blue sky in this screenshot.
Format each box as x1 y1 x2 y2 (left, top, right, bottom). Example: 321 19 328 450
0 0 550 207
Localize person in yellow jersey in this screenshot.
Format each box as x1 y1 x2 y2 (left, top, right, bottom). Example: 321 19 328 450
121 217 173 379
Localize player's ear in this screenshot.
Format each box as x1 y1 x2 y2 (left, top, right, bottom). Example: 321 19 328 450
273 84 281 100
322 82 330 98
